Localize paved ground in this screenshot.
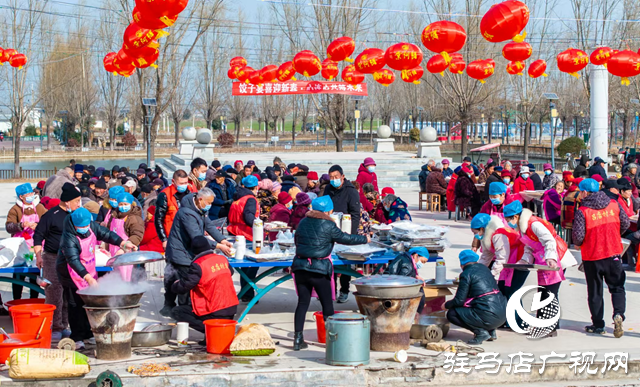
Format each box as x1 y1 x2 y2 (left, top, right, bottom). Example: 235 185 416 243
0 169 638 385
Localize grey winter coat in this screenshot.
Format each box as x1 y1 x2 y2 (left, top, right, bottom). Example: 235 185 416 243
43 169 75 199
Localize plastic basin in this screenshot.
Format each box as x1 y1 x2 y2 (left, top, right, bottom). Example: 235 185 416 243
203 319 237 354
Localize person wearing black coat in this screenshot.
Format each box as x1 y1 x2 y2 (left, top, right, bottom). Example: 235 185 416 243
291 196 368 350
588 157 608 180
528 164 543 191
418 163 431 192
323 165 362 303
384 247 430 315
281 175 300 193
206 170 235 220
482 170 503 202
573 154 590 178
445 250 507 345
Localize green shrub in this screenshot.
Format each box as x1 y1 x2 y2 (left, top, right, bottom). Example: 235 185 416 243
409 128 420 142
557 136 586 157
24 125 38 136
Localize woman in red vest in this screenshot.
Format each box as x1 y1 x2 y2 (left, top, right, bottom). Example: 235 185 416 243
171 236 238 345
227 175 260 302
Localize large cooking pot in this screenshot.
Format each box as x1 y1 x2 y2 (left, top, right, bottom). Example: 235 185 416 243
77 291 144 308
131 323 174 347
351 275 423 298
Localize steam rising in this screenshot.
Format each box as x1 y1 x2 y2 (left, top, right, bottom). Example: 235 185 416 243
78 268 149 296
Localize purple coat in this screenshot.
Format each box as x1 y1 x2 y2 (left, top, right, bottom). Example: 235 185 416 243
289 205 309 230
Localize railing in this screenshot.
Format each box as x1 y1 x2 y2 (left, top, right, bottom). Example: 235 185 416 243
0 167 58 179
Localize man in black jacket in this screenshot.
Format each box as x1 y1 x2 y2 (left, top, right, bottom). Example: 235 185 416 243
445 250 507 345
323 165 361 303
588 157 608 180
482 167 503 203
291 196 369 350
528 164 543 190
573 154 590 178
161 188 233 316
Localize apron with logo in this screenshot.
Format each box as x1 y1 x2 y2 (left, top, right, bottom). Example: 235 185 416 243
519 233 565 286
69 230 98 290
13 210 39 248
108 215 133 282
292 254 336 301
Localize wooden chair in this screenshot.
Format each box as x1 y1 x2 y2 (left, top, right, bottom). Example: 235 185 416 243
419 192 428 210
426 193 441 212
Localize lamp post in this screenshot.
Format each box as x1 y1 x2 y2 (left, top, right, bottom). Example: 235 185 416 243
143 98 157 167
543 93 559 168
417 106 424 130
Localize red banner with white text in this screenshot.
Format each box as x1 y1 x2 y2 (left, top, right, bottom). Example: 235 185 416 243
232 81 368 96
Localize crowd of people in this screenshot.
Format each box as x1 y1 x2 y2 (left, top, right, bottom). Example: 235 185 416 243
5 156 413 350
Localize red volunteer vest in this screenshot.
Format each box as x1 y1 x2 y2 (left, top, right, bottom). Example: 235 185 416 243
579 202 623 261
191 254 239 316
492 227 521 251
525 216 568 262
617 196 635 217
227 195 260 241
161 184 196 236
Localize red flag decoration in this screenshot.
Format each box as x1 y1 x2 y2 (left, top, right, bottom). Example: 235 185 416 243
557 48 589 78
384 43 423 71
480 0 530 43
421 21 467 63
608 50 640 86
232 81 368 96
327 37 356 62
528 59 547 78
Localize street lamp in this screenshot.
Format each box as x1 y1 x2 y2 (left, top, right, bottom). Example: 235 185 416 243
143 98 157 167
543 93 559 168
351 95 365 151
417 106 424 130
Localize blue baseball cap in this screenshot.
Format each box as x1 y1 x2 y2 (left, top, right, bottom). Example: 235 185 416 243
409 247 430 259
488 182 507 196
15 183 32 197
242 175 259 188
117 192 134 204
71 207 92 227
109 186 125 199
503 201 523 218
579 178 599 193
312 196 334 212
470 213 491 230
459 249 479 266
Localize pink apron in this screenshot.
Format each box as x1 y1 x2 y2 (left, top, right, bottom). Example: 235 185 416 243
292 254 336 301
498 230 524 287
69 230 98 290
13 210 39 248
108 215 133 282
519 232 565 286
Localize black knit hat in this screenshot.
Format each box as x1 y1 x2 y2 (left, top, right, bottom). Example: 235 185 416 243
191 236 212 255
95 179 107 189
60 183 81 202
212 160 221 168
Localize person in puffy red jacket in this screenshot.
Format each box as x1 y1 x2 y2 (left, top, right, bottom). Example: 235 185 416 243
140 205 164 253
356 157 378 213
513 165 534 194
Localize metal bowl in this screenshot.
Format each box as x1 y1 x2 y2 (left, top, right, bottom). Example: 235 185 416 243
352 275 423 298
108 251 164 267
131 323 174 347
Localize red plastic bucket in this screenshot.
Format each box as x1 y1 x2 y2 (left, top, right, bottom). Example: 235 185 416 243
0 333 42 363
314 311 344 344
203 319 237 354
9 304 56 348
4 298 45 309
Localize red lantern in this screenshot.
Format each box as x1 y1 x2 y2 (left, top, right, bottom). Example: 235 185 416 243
607 50 640 86
384 42 423 71
327 36 356 62
480 0 530 43
321 59 339 80
135 0 188 21
293 50 321 77
276 61 297 82
590 47 613 67
133 49 160 69
557 48 589 78
1 48 16 64
227 66 240 80
448 53 465 74
502 41 532 62
341 65 365 85
248 70 262 85
354 48 386 74
230 56 247 68
373 69 395 87
467 59 495 83
124 41 158 58
528 59 547 78
123 23 164 51
426 54 449 75
421 21 467 63
506 60 525 75
236 66 255 84
132 7 177 30
9 53 27 70
401 66 424 84
112 49 136 77
103 52 118 74
260 65 278 83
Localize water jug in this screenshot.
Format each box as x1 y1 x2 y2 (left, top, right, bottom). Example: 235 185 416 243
325 312 370 366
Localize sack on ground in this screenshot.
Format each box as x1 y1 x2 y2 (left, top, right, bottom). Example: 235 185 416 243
230 323 275 356
0 238 28 268
8 348 90 379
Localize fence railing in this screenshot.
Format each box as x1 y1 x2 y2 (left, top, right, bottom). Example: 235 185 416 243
0 167 58 180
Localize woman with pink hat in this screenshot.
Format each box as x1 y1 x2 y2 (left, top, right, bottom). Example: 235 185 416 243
356 157 379 212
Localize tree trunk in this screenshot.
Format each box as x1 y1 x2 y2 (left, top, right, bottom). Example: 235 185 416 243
609 114 614 148
461 119 469 157
235 118 241 145
369 116 374 144
335 129 343 152
46 124 51 150
487 115 493 143
447 122 453 144
524 122 531 161
538 119 543 145
291 110 297 146
561 116 567 141
173 118 180 146
622 113 630 148
13 120 21 178
206 119 212 131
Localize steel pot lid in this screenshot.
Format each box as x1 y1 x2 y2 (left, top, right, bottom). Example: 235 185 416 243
108 251 164 267
352 275 423 287
328 312 365 321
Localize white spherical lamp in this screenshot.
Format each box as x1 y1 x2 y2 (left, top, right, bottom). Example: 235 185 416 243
420 126 437 142
377 125 391 139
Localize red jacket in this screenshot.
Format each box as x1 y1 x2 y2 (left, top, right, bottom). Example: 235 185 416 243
140 219 164 253
446 174 458 212
356 164 378 212
618 196 635 217
513 176 534 193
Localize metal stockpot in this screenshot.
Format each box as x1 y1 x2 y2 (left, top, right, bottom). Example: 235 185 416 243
325 313 370 366
84 304 141 360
